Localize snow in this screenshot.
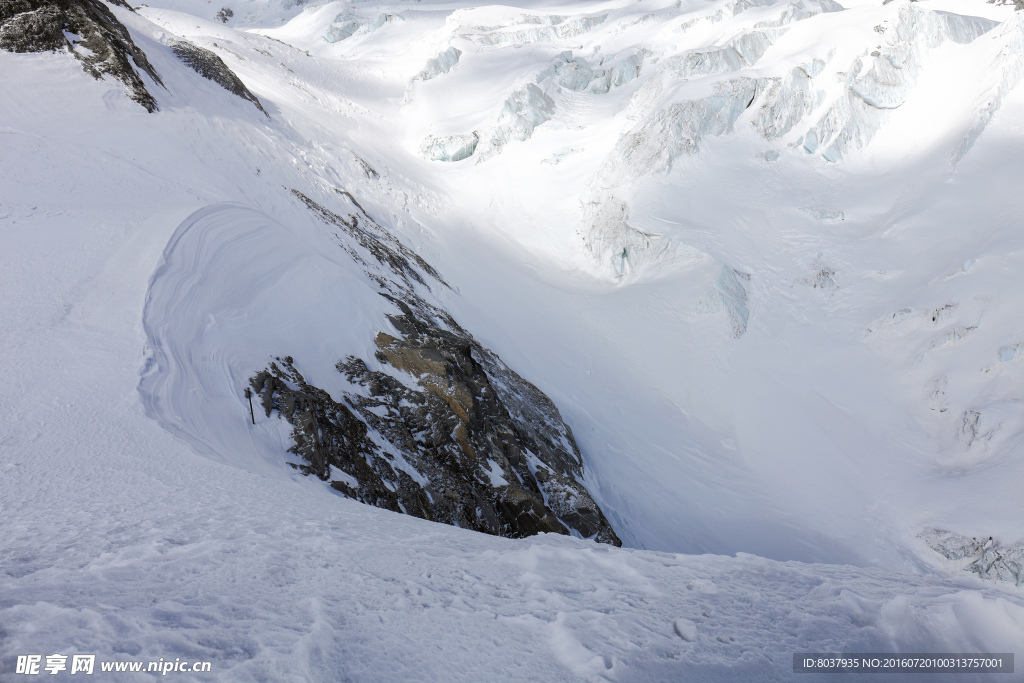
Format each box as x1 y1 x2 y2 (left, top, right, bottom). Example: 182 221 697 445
140 202 389 475
3 0 1024 678
674 618 699 642
483 459 509 487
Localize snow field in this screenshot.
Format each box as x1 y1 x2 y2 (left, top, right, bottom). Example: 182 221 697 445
3 0 1024 678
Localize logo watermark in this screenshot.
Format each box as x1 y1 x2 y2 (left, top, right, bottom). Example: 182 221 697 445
14 655 212 675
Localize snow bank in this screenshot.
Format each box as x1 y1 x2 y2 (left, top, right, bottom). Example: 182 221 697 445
139 202 386 473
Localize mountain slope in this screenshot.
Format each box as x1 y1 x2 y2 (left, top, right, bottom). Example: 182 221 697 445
2 0 1024 679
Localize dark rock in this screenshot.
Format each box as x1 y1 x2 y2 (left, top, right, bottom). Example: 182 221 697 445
169 39 267 116
252 309 620 545
249 189 621 546
355 155 379 179
0 0 162 111
251 358 434 519
291 189 448 297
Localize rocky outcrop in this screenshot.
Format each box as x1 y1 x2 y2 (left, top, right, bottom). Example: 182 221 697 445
920 528 1024 586
170 40 267 116
0 0 162 111
251 356 432 518
250 190 621 545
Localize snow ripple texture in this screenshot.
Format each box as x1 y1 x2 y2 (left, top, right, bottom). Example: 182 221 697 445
139 202 388 474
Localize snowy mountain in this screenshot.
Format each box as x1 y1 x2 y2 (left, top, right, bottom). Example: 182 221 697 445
3 0 1024 678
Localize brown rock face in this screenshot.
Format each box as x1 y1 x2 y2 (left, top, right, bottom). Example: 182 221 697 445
252 308 621 546
248 189 621 546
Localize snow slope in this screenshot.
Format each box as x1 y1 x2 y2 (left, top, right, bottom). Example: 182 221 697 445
111 0 1024 565
3 0 1024 678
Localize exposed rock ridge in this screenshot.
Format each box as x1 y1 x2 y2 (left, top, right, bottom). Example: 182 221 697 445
170 40 267 116
0 0 162 111
249 190 620 545
290 189 449 298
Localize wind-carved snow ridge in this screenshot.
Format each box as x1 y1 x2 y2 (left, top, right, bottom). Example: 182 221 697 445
921 528 1024 586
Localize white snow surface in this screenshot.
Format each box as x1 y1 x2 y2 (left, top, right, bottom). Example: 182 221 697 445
3 0 1024 678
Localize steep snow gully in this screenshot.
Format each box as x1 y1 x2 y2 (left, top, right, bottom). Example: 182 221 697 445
3 0 1024 678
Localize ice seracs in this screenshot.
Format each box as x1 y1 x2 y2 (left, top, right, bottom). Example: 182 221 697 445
536 48 647 94
324 10 403 44
415 45 461 82
421 83 556 162
921 528 1024 586
422 132 479 162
